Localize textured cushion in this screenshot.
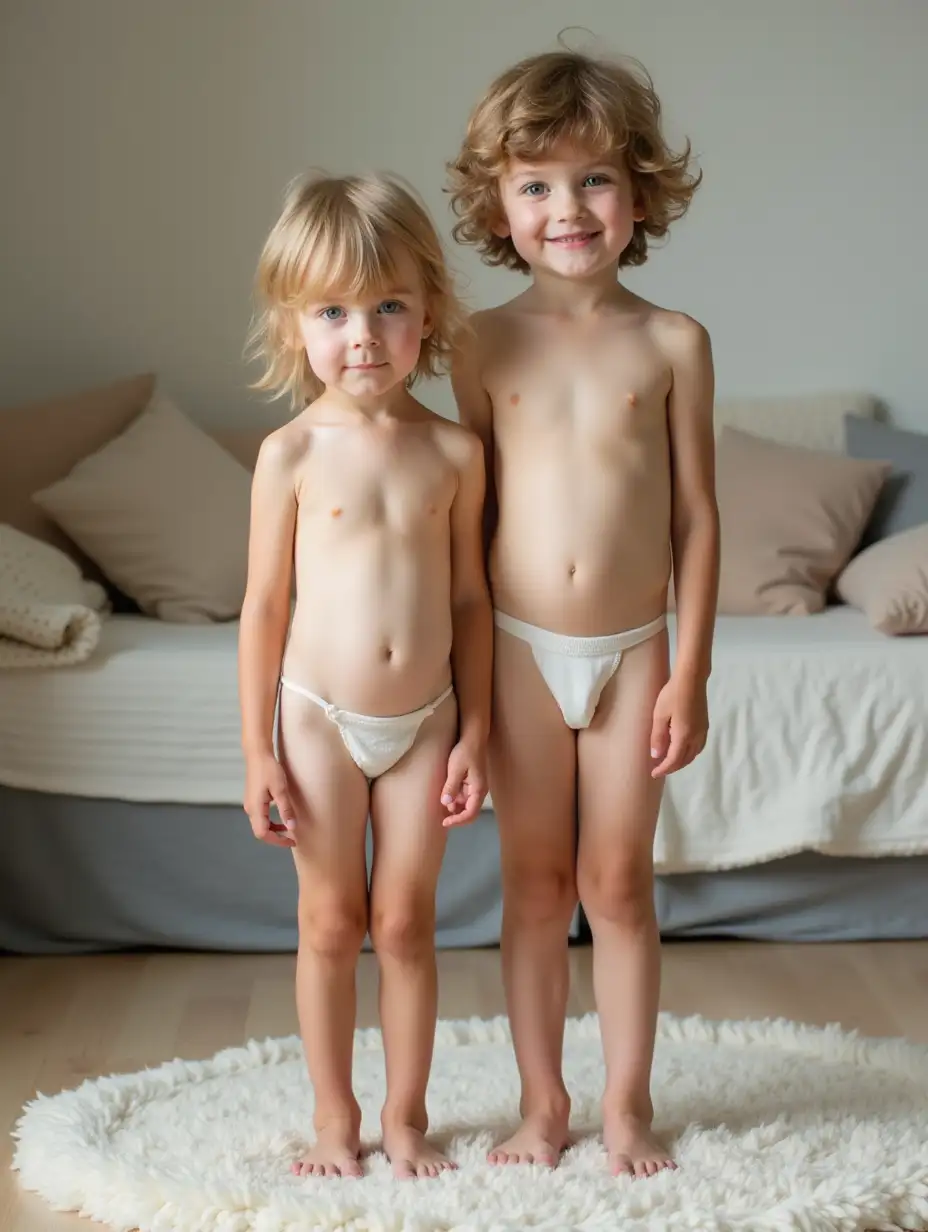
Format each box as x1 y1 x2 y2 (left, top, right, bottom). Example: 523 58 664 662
836 523 928 635
33 395 252 623
845 416 928 547
667 392 879 610
715 428 889 615
0 374 155 577
714 391 878 454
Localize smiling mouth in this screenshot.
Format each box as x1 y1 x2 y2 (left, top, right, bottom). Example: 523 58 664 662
547 231 601 245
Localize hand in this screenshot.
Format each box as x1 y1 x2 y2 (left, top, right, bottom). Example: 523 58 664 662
244 752 297 847
650 675 709 778
440 740 488 827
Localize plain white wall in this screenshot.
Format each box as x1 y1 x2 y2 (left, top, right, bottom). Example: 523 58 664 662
1 0 926 428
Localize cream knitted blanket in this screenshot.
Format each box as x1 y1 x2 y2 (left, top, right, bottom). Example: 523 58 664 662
0 525 109 668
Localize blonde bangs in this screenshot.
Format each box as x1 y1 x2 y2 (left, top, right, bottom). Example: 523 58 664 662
260 191 402 312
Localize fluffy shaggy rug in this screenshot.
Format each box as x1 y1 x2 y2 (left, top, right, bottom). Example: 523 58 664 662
12 1012 928 1232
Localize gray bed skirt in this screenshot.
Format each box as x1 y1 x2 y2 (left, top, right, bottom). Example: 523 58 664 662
2 785 926 952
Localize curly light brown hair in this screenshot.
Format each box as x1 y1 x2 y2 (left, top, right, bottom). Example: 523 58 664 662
248 172 466 408
447 49 701 272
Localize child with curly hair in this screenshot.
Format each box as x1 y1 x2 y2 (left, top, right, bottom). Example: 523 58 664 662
448 48 719 1178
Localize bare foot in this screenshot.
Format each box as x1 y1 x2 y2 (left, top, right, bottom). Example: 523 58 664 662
382 1122 457 1180
291 1122 363 1179
487 1109 570 1168
604 1111 676 1179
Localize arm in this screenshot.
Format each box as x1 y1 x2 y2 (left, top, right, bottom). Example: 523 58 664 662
651 317 720 777
667 318 719 682
450 318 497 562
238 433 299 843
442 434 493 825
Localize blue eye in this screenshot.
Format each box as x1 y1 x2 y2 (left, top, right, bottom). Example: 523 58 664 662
521 182 547 197
320 306 345 321
584 174 610 187
379 300 405 314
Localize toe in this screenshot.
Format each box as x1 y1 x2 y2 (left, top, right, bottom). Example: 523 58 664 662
343 1158 363 1178
394 1158 416 1181
611 1154 634 1177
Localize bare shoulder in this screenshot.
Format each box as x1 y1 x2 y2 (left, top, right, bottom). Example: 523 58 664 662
426 409 483 475
454 308 494 364
468 303 517 336
460 299 526 359
255 413 312 480
647 307 712 366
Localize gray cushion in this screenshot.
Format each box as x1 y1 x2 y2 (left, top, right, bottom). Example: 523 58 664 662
844 415 928 546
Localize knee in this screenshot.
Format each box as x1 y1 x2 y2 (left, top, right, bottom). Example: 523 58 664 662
578 859 654 931
369 905 434 963
504 864 577 927
299 900 367 960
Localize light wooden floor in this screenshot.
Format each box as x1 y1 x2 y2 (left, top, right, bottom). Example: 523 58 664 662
3 941 927 1231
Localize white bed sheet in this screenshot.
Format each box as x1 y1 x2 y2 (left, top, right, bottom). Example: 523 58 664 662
1 609 926 873
0 616 243 804
657 608 928 871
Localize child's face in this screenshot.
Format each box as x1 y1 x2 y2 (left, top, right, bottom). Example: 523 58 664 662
298 248 430 399
496 141 643 279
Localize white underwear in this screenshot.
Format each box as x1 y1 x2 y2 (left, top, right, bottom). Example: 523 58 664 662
278 678 454 779
494 611 667 730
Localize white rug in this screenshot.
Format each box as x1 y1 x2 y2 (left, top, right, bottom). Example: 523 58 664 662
12 1012 928 1232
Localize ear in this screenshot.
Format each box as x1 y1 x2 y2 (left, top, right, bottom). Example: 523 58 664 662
491 216 512 238
632 201 646 223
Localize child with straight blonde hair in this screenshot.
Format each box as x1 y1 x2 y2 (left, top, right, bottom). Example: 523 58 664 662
239 171 492 1180
449 48 719 1178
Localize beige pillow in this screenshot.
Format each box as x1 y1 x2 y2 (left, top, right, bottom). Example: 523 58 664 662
715 428 889 615
211 426 272 472
33 394 252 622
0 373 155 577
836 523 928 634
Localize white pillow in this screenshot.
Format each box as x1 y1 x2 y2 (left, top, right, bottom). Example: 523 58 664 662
836 523 928 635
713 391 878 454
33 394 252 622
